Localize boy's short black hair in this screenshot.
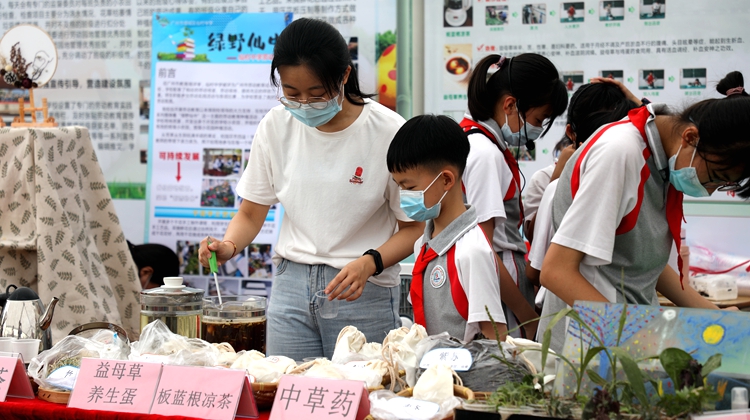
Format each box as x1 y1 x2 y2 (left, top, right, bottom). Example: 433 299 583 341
387 114 470 177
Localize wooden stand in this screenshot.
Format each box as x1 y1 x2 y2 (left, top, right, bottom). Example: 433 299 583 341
11 88 58 127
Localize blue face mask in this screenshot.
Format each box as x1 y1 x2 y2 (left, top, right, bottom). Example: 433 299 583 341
669 144 710 197
399 173 448 222
285 91 343 128
500 113 544 146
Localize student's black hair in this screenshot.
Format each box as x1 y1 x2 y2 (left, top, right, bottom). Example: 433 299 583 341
567 83 639 146
387 115 470 177
127 240 180 287
270 18 373 106
467 53 568 137
676 71 750 198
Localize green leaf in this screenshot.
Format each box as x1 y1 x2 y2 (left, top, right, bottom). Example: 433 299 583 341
701 354 722 378
616 303 628 346
586 369 607 386
611 347 649 407
660 347 693 388
542 308 573 370
581 346 607 376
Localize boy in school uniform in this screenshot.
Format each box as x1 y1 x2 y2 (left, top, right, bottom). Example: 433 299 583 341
387 115 507 342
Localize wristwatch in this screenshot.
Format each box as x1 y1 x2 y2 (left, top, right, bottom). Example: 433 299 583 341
363 249 384 276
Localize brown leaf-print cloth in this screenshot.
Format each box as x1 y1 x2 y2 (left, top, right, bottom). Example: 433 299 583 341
0 127 141 344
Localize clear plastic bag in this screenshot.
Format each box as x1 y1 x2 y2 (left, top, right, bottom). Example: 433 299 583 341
129 320 219 367
368 389 461 420
28 330 129 391
415 335 531 392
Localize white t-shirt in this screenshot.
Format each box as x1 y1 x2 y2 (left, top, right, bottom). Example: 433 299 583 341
462 118 523 254
237 100 409 287
528 179 558 271
522 163 555 224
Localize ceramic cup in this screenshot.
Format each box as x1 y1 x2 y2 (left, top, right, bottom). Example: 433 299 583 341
163 277 183 287
314 290 339 319
11 338 41 364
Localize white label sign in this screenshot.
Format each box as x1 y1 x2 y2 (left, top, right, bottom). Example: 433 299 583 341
419 348 473 371
383 397 441 420
45 365 80 391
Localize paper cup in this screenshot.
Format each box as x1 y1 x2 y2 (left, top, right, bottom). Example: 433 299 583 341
11 338 41 364
0 337 13 352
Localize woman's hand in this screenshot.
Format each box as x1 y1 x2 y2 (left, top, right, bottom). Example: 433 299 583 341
198 236 235 267
325 255 376 301
590 76 641 106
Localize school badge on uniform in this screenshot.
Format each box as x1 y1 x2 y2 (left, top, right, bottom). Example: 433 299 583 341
349 166 364 184
430 265 446 288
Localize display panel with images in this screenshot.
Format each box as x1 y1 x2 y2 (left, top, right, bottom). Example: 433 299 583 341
444 0 473 27
561 2 585 23
600 70 624 83
600 1 625 21
640 0 666 19
681 68 707 89
639 69 665 90
522 3 547 24
486 5 509 26
562 71 585 92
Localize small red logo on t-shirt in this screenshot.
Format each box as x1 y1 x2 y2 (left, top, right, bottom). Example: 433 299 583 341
350 166 364 184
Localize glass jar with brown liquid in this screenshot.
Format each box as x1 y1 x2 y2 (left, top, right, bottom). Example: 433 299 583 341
202 296 266 353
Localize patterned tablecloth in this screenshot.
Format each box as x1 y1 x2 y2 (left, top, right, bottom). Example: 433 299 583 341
0 126 141 344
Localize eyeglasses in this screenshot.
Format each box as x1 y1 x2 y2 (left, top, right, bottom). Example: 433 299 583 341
702 160 742 191
277 95 333 110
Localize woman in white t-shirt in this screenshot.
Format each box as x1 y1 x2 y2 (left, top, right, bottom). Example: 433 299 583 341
458 53 567 339
199 19 422 360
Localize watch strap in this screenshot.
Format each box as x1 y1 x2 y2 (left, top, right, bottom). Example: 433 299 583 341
363 249 384 276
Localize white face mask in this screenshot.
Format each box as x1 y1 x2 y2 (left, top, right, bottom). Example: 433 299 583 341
500 112 544 146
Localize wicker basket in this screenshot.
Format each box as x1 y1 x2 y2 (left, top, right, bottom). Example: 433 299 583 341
364 385 474 420
250 382 278 410
37 387 71 404
396 385 474 400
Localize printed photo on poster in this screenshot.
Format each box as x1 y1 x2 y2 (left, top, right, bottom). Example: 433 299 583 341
444 0 473 28
561 2 584 23
510 146 536 162
443 44 472 92
208 278 241 297
562 71 584 92
206 250 248 278
522 4 547 24
640 0 665 19
600 69 624 82
640 69 664 90
681 68 706 89
203 149 242 177
182 277 208 293
177 240 201 275
600 1 625 21
248 243 273 279
241 280 270 297
486 6 509 26
139 80 150 120
200 178 237 208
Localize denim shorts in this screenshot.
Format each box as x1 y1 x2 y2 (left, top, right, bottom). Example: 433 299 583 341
266 258 401 361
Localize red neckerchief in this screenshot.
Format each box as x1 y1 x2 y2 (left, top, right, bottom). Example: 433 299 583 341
410 244 438 327
459 118 525 226
627 106 686 288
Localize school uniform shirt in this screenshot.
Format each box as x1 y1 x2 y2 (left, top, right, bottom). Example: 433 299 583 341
460 114 534 337
411 206 506 342
237 99 409 288
550 104 672 305
522 163 555 224
528 179 567 351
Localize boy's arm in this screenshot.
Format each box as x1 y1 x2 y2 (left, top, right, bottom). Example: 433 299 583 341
480 321 508 341
656 265 719 309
